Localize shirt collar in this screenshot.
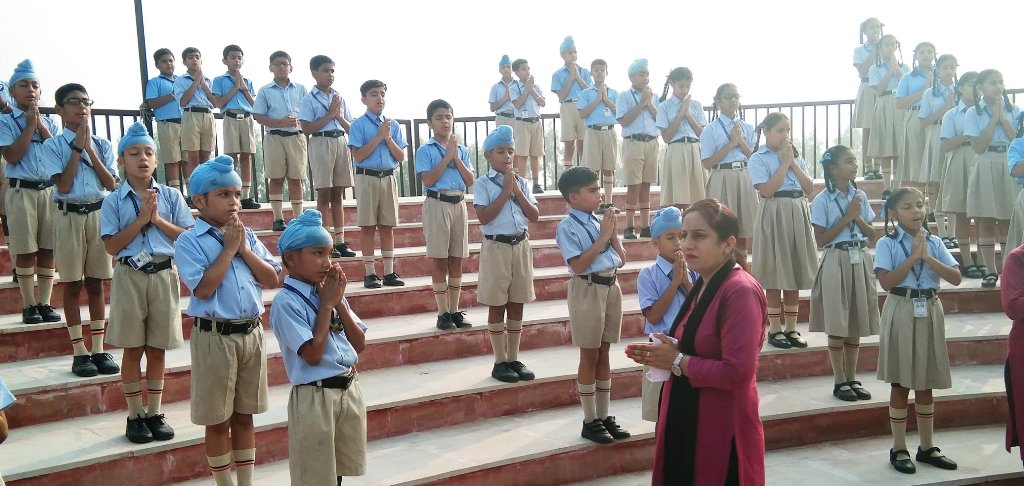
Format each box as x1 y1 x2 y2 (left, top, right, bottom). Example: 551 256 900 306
363 111 383 122
119 178 158 200
826 183 856 201
569 208 596 222
9 105 24 119
159 73 175 81
284 276 316 297
957 101 969 113
314 86 335 97
61 128 76 143
194 217 217 236
892 223 930 241
655 254 675 276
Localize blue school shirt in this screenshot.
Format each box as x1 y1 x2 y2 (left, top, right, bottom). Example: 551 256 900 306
509 80 544 118
43 128 118 202
1008 138 1024 187
252 80 307 133
964 103 1023 145
175 217 282 320
747 146 809 192
556 208 622 275
699 114 755 164
655 96 707 141
939 102 970 140
918 83 954 120
852 42 876 68
637 255 699 334
211 73 255 113
473 168 536 235
616 87 660 137
550 65 592 101
874 225 957 289
809 185 874 244
489 79 515 115
348 112 407 170
868 63 908 91
895 70 930 109
100 179 194 258
0 376 14 411
414 138 473 192
298 87 351 133
271 276 364 385
145 74 182 121
577 85 619 126
173 73 215 109
0 81 11 106
0 108 62 181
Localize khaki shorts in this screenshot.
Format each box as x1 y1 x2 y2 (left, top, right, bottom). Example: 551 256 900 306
582 128 619 172
6 185 55 255
54 208 113 282
354 173 398 227
263 132 307 180
190 325 269 425
622 138 660 185
423 195 469 258
310 136 354 189
567 274 622 348
288 380 367 481
476 238 536 306
106 260 183 350
513 118 543 157
641 367 663 422
181 111 216 152
559 101 584 141
495 114 514 128
222 115 256 154
155 120 184 165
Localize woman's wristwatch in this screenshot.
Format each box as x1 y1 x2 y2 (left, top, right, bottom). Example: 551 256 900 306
671 352 686 376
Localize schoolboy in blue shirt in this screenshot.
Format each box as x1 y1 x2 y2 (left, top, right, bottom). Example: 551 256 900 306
173 47 217 184
271 210 367 485
0 60 62 325
145 48 185 194
101 123 193 444
488 54 516 128
348 79 407 289
552 36 592 170
175 155 281 486
555 166 629 444
43 83 120 378
616 58 660 240
577 58 619 214
212 44 261 210
415 99 475 330
510 58 546 194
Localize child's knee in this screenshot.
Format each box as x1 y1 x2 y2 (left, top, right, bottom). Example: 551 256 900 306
231 412 254 427
83 278 103 293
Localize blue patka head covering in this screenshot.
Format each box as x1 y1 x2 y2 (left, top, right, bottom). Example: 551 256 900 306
278 209 332 255
188 155 242 196
117 122 156 156
484 125 514 152
499 54 511 67
650 207 683 239
9 59 38 86
559 36 575 55
628 58 648 76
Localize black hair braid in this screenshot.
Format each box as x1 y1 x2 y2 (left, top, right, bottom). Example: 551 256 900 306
659 78 670 103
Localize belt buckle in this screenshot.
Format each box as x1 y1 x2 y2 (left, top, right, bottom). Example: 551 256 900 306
74 205 89 214
140 264 158 274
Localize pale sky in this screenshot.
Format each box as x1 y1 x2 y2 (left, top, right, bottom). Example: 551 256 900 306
2 0 1020 119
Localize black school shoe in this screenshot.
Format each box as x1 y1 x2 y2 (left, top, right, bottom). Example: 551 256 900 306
272 219 287 232
146 414 175 441
890 448 916 474
436 313 456 331
36 304 62 322
767 331 792 349
449 311 472 329
491 362 520 383
639 227 652 238
72 355 99 377
364 274 382 289
581 419 615 444
382 272 405 286
126 416 154 444
601 416 631 440
508 360 535 380
623 227 637 240
241 198 261 210
532 183 544 194
833 383 858 402
92 352 121 374
784 331 808 348
22 305 42 324
334 242 357 258
848 380 872 400
916 446 957 470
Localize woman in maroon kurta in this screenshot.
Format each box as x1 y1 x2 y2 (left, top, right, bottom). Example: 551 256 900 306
627 199 767 485
1001 244 1024 464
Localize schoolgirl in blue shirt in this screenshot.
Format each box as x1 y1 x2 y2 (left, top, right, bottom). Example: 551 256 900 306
874 187 961 475
655 67 706 210
854 18 884 180
894 42 935 190
938 71 980 277
867 34 909 197
918 54 958 248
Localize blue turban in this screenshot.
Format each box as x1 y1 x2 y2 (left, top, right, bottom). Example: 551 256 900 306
484 125 514 152
188 155 241 196
499 54 511 67
628 58 648 76
278 209 332 255
650 207 683 239
559 36 575 55
117 122 155 156
9 59 38 86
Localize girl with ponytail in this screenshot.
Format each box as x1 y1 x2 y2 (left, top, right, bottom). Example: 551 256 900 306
854 18 884 180
655 67 707 210
866 34 908 199
918 54 957 249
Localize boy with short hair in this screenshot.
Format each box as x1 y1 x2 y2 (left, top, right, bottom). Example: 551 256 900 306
551 36 592 170
212 44 261 210
175 155 281 486
488 54 516 128
253 51 308 232
43 83 120 378
271 209 367 485
173 47 216 185
555 166 630 443
615 58 660 240
101 122 194 443
415 99 475 330
577 58 619 214
475 125 541 382
145 48 185 193
0 60 62 324
348 79 407 288
510 59 547 194
299 55 356 258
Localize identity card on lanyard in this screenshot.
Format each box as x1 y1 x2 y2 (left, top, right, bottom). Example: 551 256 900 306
898 239 928 318
833 197 862 265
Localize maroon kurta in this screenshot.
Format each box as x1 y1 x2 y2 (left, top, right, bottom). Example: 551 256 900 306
1001 245 1024 463
653 266 768 486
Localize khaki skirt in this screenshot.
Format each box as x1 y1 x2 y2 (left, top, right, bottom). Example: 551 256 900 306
967 151 1020 220
867 95 903 158
876 294 952 390
854 81 878 129
1006 189 1024 253
706 166 758 239
809 247 880 337
938 145 975 213
660 142 707 206
900 111 926 183
752 196 817 290
919 123 946 183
